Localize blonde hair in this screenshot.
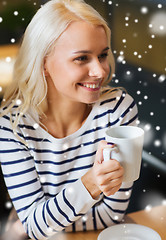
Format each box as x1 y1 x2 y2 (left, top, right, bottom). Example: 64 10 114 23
1 0 115 132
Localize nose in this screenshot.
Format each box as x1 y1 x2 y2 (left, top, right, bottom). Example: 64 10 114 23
88 59 106 79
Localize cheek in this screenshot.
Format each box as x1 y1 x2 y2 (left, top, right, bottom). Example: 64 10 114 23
104 62 111 76
65 65 88 82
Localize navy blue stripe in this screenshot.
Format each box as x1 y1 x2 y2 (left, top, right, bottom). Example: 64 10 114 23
72 222 76 232
0 148 28 154
18 124 35 130
63 189 84 217
121 113 138 126
0 126 24 138
1 115 34 130
82 103 136 135
104 197 130 203
0 135 101 157
118 186 133 192
54 197 73 224
29 143 82 154
0 126 50 143
42 179 77 188
121 101 135 118
3 166 36 177
81 126 106 136
96 209 107 228
12 187 43 201
26 223 29 237
2 114 35 130
82 218 86 231
112 91 126 112
100 97 116 106
42 202 49 228
2 110 26 117
44 192 58 198
0 137 25 146
100 89 117 105
34 208 48 238
22 216 28 225
2 115 10 120
103 201 126 214
107 114 137 130
1 156 33 165
38 164 93 177
46 200 65 228
29 138 101 155
94 91 126 120
92 206 97 230
7 178 38 190
17 194 45 213
35 151 96 165
106 212 121 224
110 104 136 126
31 230 38 240
21 217 28 225
81 119 119 135
17 204 32 214
82 137 104 146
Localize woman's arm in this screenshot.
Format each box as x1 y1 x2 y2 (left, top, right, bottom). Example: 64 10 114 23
0 140 100 239
64 92 138 232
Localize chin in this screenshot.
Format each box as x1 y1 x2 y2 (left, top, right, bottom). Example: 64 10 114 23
82 98 99 105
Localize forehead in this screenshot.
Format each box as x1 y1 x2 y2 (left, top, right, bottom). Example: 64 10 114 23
54 21 108 52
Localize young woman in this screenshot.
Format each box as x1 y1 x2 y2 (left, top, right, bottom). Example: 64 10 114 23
0 0 138 239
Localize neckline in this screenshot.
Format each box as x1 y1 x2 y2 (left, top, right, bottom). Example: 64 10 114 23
28 101 99 144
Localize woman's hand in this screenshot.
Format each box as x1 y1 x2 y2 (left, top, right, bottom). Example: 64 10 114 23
81 140 124 199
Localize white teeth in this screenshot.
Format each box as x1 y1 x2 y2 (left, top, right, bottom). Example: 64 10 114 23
82 83 99 89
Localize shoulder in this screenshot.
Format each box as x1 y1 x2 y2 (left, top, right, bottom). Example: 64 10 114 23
0 109 12 131
94 88 138 126
99 88 136 109
0 106 35 141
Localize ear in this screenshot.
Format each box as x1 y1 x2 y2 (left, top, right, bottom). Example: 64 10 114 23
43 58 49 77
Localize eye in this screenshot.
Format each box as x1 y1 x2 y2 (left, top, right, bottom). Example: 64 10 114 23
74 55 88 63
98 52 108 61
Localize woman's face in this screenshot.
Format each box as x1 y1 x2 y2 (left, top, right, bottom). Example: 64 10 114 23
45 21 110 104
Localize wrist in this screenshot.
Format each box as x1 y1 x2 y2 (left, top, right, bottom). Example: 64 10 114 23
81 169 101 199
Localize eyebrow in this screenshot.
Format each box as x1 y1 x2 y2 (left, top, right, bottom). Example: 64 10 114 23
72 47 110 54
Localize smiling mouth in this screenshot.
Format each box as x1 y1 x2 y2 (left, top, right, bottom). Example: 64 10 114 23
78 82 100 89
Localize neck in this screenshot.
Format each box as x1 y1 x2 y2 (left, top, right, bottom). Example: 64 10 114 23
48 98 89 124
41 82 92 138
43 101 91 138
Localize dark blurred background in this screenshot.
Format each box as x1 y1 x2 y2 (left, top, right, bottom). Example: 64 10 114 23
0 0 166 235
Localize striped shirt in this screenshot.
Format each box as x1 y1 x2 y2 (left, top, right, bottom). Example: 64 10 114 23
0 90 138 240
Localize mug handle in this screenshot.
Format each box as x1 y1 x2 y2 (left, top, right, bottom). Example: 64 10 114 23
103 147 119 161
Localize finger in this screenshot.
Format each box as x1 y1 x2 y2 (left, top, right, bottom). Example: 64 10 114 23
103 183 122 196
107 166 124 180
101 159 122 173
95 140 107 164
95 140 115 164
99 168 124 185
99 174 123 189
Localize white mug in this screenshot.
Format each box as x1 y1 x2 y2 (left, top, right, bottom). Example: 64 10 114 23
103 126 144 182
